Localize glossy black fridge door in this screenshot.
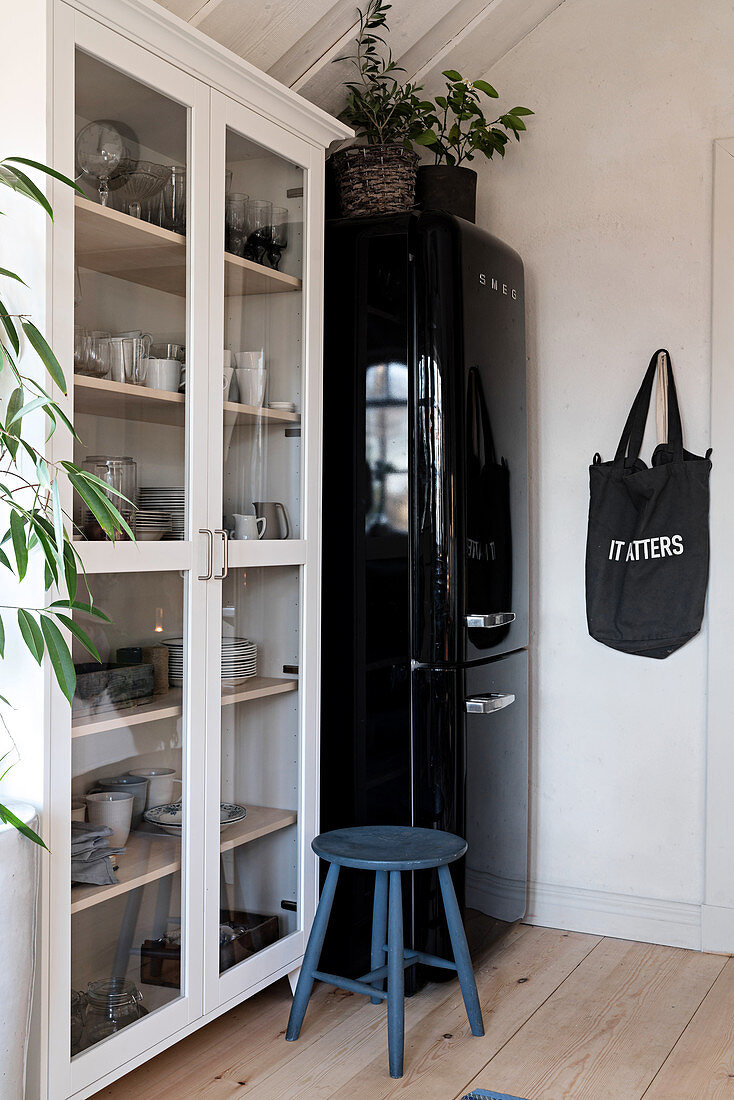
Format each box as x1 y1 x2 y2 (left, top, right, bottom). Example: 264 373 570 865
464 648 529 926
411 212 528 666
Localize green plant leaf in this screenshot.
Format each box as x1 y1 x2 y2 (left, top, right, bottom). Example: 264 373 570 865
0 547 12 572
473 79 499 97
414 130 439 146
20 320 67 393
509 106 534 116
442 69 462 81
63 543 78 603
0 613 5 659
0 802 48 850
17 609 43 664
4 157 84 196
9 509 27 580
0 267 27 286
0 163 53 220
39 615 76 702
6 394 53 427
0 298 20 356
52 614 100 663
49 599 110 622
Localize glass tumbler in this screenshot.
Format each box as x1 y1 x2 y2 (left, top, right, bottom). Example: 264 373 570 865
162 166 186 233
84 979 144 1046
244 199 273 264
85 334 111 379
225 192 249 257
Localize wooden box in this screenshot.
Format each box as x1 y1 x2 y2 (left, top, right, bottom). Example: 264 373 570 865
72 662 155 718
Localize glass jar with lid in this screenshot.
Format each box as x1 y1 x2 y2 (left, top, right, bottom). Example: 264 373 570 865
84 978 145 1046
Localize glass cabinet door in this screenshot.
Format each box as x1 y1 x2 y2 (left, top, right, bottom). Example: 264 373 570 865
205 97 318 1006
56 12 208 1090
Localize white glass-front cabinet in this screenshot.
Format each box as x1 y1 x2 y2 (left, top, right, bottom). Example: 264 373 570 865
35 3 348 1097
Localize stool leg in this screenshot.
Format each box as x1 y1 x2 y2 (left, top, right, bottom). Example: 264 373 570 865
370 870 388 1005
438 864 484 1037
286 862 340 1041
387 870 405 1078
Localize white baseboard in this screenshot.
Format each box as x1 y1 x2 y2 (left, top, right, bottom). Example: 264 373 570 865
701 904 734 954
527 880 703 950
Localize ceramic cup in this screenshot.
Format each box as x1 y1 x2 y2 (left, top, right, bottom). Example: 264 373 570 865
71 799 86 822
128 769 180 810
234 350 264 371
143 357 181 393
94 775 149 829
232 513 267 540
85 792 134 849
235 367 267 407
223 366 234 397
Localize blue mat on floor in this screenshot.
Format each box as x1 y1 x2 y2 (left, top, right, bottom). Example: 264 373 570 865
461 1092 529 1100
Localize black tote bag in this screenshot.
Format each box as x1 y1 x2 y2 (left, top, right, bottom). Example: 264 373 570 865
585 349 711 658
465 366 512 648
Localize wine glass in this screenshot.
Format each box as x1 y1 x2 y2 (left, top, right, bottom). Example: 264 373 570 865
75 121 125 207
268 206 289 270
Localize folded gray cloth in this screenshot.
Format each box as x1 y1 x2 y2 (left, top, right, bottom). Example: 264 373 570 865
71 821 125 885
71 854 119 886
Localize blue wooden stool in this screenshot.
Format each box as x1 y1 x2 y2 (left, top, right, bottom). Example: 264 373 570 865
286 825 484 1078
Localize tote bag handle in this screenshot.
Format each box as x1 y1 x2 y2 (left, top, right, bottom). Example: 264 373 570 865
613 348 683 469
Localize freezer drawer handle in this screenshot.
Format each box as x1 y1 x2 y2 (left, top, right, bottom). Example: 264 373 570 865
466 612 516 629
465 693 515 715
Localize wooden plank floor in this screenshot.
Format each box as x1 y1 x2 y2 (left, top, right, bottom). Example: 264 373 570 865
96 927 732 1099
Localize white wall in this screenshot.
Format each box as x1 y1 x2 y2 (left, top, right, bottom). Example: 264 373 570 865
460 0 734 948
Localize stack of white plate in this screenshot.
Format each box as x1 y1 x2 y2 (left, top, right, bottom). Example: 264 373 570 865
134 510 173 541
138 487 185 539
162 636 257 687
221 637 257 683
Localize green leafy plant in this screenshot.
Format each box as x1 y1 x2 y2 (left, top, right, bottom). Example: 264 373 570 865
335 0 432 147
415 71 534 166
0 156 132 847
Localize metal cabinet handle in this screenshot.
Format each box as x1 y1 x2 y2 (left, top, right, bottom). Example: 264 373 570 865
465 693 516 714
196 528 211 580
214 528 228 580
466 612 516 629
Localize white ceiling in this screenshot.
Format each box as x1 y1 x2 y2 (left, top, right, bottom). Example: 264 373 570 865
154 0 565 116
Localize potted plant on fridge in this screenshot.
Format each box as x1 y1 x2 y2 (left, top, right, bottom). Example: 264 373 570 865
0 155 130 1097
414 71 534 222
330 0 431 217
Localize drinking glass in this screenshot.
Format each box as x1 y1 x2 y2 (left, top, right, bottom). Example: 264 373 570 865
85 334 111 379
244 199 273 265
268 205 289 270
162 166 186 233
73 325 89 374
225 193 249 256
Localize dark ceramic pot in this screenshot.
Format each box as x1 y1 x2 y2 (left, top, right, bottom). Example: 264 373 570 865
416 165 477 223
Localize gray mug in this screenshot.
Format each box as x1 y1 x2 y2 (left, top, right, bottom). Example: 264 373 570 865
94 774 149 829
253 501 290 540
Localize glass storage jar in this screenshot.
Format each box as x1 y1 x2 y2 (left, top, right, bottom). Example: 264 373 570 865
84 978 144 1045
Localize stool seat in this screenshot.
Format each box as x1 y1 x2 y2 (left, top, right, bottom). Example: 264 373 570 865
288 825 484 1079
312 825 467 870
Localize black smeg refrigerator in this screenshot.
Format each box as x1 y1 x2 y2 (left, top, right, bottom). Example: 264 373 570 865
320 209 528 979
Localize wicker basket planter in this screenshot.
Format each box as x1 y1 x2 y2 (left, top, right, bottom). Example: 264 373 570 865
330 144 418 218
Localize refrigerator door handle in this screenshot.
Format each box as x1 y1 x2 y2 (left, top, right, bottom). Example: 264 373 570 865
465 692 516 714
466 612 516 629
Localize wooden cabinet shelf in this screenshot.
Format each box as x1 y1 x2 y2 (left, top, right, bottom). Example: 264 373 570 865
75 196 302 298
72 676 298 739
70 805 297 913
74 374 300 428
